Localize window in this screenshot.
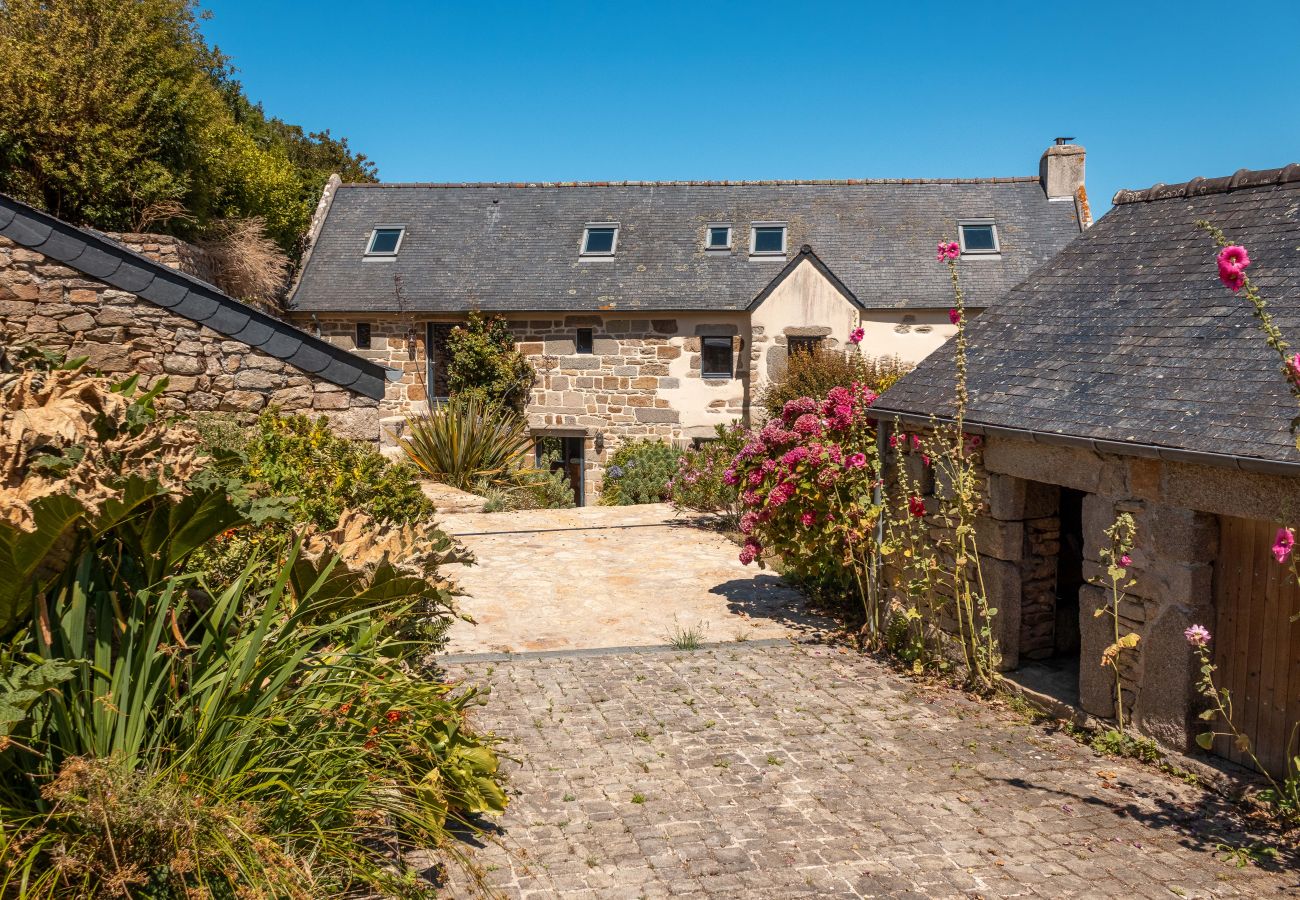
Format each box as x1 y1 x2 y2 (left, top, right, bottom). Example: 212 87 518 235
788 336 823 357
750 224 787 256
576 328 594 354
701 336 734 378
366 226 404 256
581 224 619 256
355 322 371 349
958 221 999 254
705 225 732 250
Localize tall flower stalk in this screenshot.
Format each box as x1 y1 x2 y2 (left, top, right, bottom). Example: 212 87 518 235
1094 513 1139 732
1195 223 1300 597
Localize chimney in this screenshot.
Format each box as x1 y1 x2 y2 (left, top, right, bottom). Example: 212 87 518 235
1040 138 1086 200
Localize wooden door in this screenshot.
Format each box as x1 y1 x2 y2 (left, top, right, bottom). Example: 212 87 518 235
1213 515 1300 774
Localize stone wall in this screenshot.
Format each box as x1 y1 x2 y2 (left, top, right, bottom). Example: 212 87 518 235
304 312 751 501
0 236 379 440
877 425 1300 754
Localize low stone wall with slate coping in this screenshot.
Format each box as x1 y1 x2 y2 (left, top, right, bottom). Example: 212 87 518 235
0 236 380 440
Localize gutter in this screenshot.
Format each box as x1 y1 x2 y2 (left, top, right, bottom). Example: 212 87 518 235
872 407 1300 479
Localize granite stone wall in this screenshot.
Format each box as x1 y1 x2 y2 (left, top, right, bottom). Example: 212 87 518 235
0 236 380 440
305 312 750 501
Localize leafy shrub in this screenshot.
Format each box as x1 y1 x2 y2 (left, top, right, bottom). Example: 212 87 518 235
601 440 679 506
0 345 503 895
477 453 575 512
400 395 539 492
761 348 911 418
445 311 535 413
668 423 746 526
243 411 433 529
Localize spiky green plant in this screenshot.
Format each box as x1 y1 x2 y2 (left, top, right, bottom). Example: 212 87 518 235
400 396 537 492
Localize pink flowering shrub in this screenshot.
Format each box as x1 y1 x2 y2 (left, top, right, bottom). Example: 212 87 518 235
668 423 746 527
729 382 882 598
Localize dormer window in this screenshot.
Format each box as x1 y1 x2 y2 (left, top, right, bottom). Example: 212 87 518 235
705 225 732 251
581 224 619 257
750 224 787 256
958 221 999 255
365 226 404 257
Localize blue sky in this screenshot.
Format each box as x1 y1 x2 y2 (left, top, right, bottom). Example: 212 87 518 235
200 1 1299 216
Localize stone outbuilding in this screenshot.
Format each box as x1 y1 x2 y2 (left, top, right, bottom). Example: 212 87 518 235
873 164 1300 773
287 143 1090 502
0 192 386 439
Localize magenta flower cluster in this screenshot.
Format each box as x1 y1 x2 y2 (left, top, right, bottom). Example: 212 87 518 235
1274 527 1296 564
1216 244 1250 293
936 241 960 262
728 382 880 570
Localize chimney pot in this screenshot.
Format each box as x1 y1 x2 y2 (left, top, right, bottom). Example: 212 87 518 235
1040 142 1086 200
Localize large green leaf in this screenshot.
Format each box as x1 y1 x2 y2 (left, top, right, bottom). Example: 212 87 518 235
0 494 87 637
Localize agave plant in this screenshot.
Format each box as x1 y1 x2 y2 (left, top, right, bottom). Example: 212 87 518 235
399 395 539 492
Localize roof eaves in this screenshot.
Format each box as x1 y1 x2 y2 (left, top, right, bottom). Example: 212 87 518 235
872 407 1300 477
338 176 1044 190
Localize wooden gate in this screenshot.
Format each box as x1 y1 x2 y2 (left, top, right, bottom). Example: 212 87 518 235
1213 515 1300 774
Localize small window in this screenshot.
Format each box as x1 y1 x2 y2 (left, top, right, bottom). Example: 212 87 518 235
581 224 618 256
366 226 404 256
701 336 734 378
706 225 732 250
576 328 594 354
750 224 786 256
355 322 371 349
958 222 999 254
788 336 823 357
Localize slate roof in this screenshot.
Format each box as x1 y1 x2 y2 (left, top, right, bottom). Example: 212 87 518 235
873 165 1300 471
289 177 1082 314
0 193 387 400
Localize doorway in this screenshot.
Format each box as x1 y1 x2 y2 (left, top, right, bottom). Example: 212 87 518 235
536 435 585 506
1012 483 1084 706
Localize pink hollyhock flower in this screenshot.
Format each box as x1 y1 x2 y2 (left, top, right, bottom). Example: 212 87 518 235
936 241 960 262
1217 245 1250 273
1120 554 1132 568
1218 262 1246 293
800 512 816 527
848 327 865 345
1273 527 1296 564
888 433 899 448
949 308 961 325
908 496 926 518
1287 353 1300 386
846 452 867 468
1184 624 1211 648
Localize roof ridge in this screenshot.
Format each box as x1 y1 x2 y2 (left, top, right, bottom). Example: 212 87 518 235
1112 163 1300 205
338 176 1042 189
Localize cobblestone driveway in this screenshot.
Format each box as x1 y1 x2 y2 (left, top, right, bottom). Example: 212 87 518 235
445 642 1297 899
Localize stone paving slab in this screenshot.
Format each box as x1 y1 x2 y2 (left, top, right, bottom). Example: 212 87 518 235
444 642 1299 898
439 504 831 655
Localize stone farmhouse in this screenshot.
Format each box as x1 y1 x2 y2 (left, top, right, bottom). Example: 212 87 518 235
0 192 385 433
874 164 1300 774
288 143 1090 502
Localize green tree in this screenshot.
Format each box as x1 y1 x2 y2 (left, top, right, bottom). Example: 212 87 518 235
0 0 376 254
445 312 536 414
